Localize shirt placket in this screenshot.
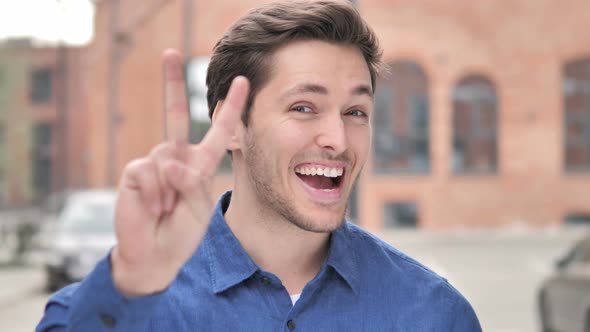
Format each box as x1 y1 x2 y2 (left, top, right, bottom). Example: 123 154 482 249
253 271 299 329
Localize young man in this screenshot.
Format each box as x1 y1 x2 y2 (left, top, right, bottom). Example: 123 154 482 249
37 1 481 331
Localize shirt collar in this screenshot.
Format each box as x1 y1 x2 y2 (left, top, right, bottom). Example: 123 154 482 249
203 190 360 294
325 221 360 294
204 191 259 294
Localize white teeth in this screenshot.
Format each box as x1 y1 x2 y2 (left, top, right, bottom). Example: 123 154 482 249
295 166 344 177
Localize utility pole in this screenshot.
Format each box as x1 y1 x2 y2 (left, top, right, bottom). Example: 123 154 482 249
183 0 193 59
54 0 69 194
182 0 194 142
107 0 121 186
56 44 68 192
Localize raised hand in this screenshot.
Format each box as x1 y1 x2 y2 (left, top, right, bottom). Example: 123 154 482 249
110 49 249 297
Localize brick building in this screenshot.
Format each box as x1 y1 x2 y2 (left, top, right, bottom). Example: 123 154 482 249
0 39 88 207
15 0 590 230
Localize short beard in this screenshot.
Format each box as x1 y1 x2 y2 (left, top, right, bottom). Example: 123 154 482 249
244 130 346 233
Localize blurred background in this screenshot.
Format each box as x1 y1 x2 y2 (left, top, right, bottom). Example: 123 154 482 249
1 0 590 331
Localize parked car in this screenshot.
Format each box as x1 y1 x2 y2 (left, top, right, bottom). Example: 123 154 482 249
538 235 590 332
44 190 117 292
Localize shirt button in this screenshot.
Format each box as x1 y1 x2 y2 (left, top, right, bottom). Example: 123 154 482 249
260 276 272 286
100 314 116 328
287 319 296 330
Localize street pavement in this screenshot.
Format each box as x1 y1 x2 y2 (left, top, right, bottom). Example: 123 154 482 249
379 226 587 332
0 264 47 332
0 225 586 332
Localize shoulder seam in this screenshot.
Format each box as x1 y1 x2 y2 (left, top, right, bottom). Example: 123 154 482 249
347 223 461 296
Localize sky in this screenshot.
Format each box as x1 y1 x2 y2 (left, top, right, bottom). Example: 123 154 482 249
0 0 95 45
0 0 209 121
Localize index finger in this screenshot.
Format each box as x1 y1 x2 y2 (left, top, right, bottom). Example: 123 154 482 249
196 76 250 169
163 49 190 145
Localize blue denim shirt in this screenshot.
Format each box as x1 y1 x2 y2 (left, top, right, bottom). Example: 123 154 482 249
37 191 481 331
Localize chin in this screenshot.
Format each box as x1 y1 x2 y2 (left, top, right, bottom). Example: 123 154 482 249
289 206 347 233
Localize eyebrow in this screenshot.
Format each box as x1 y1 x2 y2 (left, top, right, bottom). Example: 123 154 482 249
352 84 373 98
279 83 373 102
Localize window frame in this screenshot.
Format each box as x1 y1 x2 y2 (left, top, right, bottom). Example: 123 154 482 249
372 60 431 175
563 58 590 173
30 67 53 104
451 74 499 175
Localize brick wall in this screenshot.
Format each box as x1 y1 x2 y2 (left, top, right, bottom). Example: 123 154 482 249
83 0 590 230
0 45 89 206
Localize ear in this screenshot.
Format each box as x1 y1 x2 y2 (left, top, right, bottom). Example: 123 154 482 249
212 100 243 151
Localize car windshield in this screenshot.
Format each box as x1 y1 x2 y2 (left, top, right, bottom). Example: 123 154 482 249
59 194 116 234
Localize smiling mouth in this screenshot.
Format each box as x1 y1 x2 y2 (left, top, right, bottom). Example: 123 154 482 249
294 166 344 191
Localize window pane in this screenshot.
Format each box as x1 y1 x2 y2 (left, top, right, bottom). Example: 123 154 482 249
452 75 498 173
30 68 52 103
373 61 430 174
32 123 53 202
565 213 590 226
346 182 359 223
563 58 590 172
0 125 5 206
383 202 418 228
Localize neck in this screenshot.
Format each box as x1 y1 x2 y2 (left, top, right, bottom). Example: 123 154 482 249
224 174 330 295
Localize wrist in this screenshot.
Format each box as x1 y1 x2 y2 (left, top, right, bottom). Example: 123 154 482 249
110 247 168 297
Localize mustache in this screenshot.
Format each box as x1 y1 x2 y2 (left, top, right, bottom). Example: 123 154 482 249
297 150 353 164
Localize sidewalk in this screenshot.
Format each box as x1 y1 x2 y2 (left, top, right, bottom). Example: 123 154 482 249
0 264 44 309
0 263 47 332
377 223 589 246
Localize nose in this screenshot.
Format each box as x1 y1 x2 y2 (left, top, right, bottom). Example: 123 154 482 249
315 114 348 155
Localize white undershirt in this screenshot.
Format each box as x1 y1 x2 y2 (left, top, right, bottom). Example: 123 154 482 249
290 293 301 305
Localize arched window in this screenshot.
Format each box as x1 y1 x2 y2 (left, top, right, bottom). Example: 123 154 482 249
452 75 498 174
563 58 590 172
373 61 430 173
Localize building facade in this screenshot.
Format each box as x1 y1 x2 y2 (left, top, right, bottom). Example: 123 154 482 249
8 0 590 231
0 40 88 207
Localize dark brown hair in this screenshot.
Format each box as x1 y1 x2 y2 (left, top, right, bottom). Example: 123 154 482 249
206 0 383 125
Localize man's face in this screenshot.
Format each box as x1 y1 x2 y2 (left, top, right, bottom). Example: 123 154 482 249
238 40 373 232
